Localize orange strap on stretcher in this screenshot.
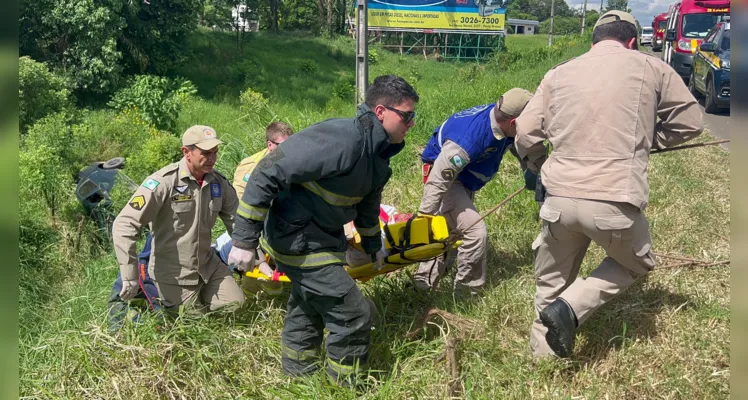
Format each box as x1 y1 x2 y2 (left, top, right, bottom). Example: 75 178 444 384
240 214 460 284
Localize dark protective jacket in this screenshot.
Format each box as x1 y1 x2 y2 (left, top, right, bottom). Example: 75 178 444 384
232 104 404 268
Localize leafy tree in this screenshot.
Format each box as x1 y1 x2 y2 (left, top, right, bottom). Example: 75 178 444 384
584 9 600 29
267 0 281 32
108 75 197 131
539 16 583 34
508 11 539 21
605 0 631 13
507 0 574 22
201 0 236 29
283 0 318 31
20 0 201 99
19 0 125 96
118 0 201 76
18 57 72 132
316 0 350 36
20 113 80 220
538 9 599 34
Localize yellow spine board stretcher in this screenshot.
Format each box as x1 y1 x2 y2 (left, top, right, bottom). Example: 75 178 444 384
242 215 462 283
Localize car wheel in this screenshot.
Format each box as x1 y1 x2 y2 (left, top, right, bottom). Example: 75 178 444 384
688 70 701 98
103 157 126 169
704 77 718 114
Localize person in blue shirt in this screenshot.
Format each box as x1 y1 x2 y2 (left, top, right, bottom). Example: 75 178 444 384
414 88 535 295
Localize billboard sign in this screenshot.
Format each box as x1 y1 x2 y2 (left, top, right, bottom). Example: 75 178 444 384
366 0 507 32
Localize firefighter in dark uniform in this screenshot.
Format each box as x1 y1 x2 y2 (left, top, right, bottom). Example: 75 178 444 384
228 75 419 385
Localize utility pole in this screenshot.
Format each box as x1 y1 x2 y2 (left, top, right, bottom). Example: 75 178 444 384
355 0 368 105
581 0 588 34
600 0 604 13
548 0 555 46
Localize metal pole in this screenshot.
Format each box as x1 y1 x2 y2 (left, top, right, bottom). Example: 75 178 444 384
355 0 368 106
581 0 588 34
548 0 555 46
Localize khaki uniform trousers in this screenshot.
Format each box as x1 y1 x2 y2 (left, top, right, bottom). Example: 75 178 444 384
155 261 246 316
414 182 487 295
530 195 657 357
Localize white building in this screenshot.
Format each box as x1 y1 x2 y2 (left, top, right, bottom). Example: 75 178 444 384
231 4 259 32
506 18 540 34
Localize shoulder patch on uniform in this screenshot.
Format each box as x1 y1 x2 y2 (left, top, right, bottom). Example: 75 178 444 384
449 154 467 169
142 178 160 191
441 168 456 181
129 195 145 211
242 172 250 182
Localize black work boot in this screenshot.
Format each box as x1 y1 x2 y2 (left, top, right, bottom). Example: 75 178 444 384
539 298 578 358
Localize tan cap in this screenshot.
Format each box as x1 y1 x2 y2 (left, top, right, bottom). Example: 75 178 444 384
498 88 532 118
182 125 223 150
594 10 637 30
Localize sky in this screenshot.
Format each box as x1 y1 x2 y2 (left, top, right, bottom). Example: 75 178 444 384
563 0 672 26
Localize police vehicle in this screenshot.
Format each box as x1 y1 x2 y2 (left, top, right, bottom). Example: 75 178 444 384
688 21 730 113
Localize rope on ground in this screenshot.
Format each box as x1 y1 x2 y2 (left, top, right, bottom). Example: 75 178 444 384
405 307 482 398
654 252 730 270
448 185 526 243
650 139 729 154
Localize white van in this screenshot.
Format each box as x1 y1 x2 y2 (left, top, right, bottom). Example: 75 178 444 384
640 27 653 45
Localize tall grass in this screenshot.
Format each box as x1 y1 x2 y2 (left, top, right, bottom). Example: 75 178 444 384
20 30 730 399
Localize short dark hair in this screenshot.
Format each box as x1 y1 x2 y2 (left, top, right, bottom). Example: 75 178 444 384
592 20 638 45
266 121 294 142
364 75 419 108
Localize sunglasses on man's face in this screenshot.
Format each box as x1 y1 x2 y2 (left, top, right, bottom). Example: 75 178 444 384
384 105 416 124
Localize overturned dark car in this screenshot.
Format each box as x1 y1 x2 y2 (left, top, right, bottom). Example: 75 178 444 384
75 157 137 240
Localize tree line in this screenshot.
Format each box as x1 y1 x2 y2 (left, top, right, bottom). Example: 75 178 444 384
506 0 631 35
18 0 631 105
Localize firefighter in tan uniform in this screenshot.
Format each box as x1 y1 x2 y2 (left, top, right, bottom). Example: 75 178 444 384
113 125 245 314
514 11 704 358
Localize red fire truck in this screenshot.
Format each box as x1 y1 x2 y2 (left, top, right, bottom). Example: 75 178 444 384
651 12 669 51
661 0 730 81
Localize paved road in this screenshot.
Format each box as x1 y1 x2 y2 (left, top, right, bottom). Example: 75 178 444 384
648 47 730 149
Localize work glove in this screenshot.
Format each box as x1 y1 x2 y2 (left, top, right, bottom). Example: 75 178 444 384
120 279 140 301
228 246 257 272
371 251 386 272
523 169 538 191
